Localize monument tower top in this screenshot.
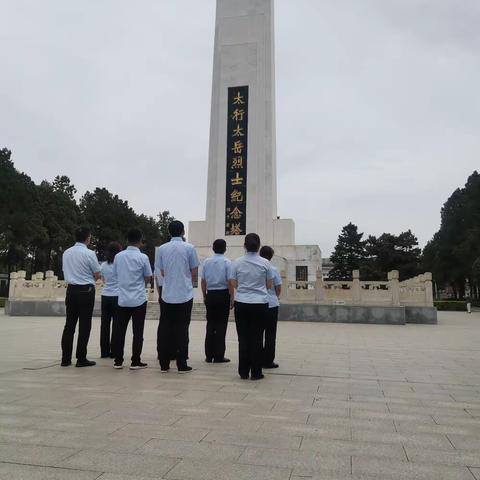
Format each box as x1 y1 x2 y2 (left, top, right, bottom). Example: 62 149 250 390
189 0 295 249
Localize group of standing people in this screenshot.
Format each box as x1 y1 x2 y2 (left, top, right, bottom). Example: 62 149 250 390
60 220 281 380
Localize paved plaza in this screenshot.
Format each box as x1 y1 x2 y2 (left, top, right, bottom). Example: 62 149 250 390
0 311 480 479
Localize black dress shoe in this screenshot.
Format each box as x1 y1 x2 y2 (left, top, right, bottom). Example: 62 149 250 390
213 358 231 363
178 365 193 374
205 358 213 363
263 363 279 369
240 375 249 380
61 361 71 367
130 362 148 370
75 359 96 368
251 374 265 381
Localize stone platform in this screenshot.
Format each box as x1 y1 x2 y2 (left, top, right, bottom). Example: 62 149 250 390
0 310 479 479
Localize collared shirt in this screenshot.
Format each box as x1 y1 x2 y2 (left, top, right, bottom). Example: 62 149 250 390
113 246 152 307
62 242 100 286
267 265 282 308
100 262 118 297
155 237 200 304
201 254 232 291
230 252 273 304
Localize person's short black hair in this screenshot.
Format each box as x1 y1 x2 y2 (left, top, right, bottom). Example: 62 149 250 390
105 241 122 264
168 220 184 237
212 239 227 254
259 245 274 261
75 226 91 243
127 228 143 244
244 233 261 253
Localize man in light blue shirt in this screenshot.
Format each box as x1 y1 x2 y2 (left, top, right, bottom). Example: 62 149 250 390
113 228 152 370
259 246 282 369
155 220 199 373
201 239 234 363
61 227 101 368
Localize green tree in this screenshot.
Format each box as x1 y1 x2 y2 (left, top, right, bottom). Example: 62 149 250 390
0 148 44 274
328 223 366 280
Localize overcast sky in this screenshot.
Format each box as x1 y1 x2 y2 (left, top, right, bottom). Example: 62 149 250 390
1 0 479 256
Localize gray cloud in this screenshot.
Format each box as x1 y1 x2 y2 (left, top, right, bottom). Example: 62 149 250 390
1 0 479 255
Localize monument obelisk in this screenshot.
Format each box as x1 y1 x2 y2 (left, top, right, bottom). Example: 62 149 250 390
189 0 321 281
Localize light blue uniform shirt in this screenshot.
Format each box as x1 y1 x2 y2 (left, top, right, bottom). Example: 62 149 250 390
100 262 118 297
267 265 282 308
230 253 273 304
62 242 100 286
113 246 152 307
201 254 232 291
155 237 200 304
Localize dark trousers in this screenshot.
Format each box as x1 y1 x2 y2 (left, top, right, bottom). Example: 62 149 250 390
114 302 147 364
263 306 278 366
61 285 95 362
205 290 230 361
234 302 268 378
100 295 118 357
157 299 193 370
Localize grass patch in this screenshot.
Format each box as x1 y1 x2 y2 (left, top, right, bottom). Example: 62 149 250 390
434 300 467 311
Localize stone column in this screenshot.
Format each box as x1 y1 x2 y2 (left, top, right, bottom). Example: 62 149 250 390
424 272 434 306
352 270 361 305
8 272 18 299
388 270 400 306
280 270 288 302
314 268 325 303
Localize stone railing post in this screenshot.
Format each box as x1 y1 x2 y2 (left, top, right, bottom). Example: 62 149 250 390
424 272 433 306
45 270 55 299
352 270 361 304
9 272 18 299
314 268 324 303
280 270 288 302
388 270 400 306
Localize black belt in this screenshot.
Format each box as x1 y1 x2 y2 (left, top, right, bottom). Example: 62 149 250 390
207 289 229 294
67 284 95 291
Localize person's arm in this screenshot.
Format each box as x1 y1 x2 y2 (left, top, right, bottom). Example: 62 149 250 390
191 266 198 285
266 278 273 290
201 278 207 304
90 253 101 281
266 264 274 290
275 284 282 298
228 280 235 309
144 256 153 284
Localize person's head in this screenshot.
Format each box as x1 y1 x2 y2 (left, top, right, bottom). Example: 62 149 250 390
168 220 185 238
212 239 227 254
105 241 122 264
75 226 91 245
244 233 261 253
127 228 143 246
259 245 274 261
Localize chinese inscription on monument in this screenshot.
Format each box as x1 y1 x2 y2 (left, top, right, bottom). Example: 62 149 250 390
225 86 249 236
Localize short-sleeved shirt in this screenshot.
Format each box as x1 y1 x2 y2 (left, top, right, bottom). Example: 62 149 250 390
267 265 282 308
114 246 152 307
100 262 118 297
62 242 100 286
201 254 232 291
155 237 200 304
229 253 273 304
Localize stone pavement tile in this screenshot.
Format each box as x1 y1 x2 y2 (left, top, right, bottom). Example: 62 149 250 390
447 434 480 450
0 443 77 466
388 404 473 417
170 406 232 418
352 456 475 480
202 430 302 449
352 429 453 449
352 410 435 424
115 423 209 442
32 418 127 435
309 414 396 432
165 458 291 480
172 414 263 433
301 437 406 460
259 420 351 441
433 415 480 427
0 403 29 415
405 446 480 467
471 467 480 480
97 475 156 480
58 450 178 477
0 413 38 429
138 438 244 461
238 446 350 473
225 409 309 424
0 463 100 480
93 410 181 426
395 420 480 436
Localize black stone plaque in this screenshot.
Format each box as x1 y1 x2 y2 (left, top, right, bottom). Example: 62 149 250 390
225 85 248 236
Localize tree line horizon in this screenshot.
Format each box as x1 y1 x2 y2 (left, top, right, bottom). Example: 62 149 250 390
1 147 479 299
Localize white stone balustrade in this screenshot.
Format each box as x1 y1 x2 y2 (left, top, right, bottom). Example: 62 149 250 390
7 269 433 307
8 271 156 303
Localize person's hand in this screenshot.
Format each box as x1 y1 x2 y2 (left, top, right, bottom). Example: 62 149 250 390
230 299 234 310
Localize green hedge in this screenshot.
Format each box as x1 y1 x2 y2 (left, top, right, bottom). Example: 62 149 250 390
0 298 5 308
434 300 467 311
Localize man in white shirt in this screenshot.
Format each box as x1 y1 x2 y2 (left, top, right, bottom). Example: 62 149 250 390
61 227 101 367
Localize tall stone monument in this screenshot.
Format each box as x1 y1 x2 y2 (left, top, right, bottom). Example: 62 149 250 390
189 0 321 283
